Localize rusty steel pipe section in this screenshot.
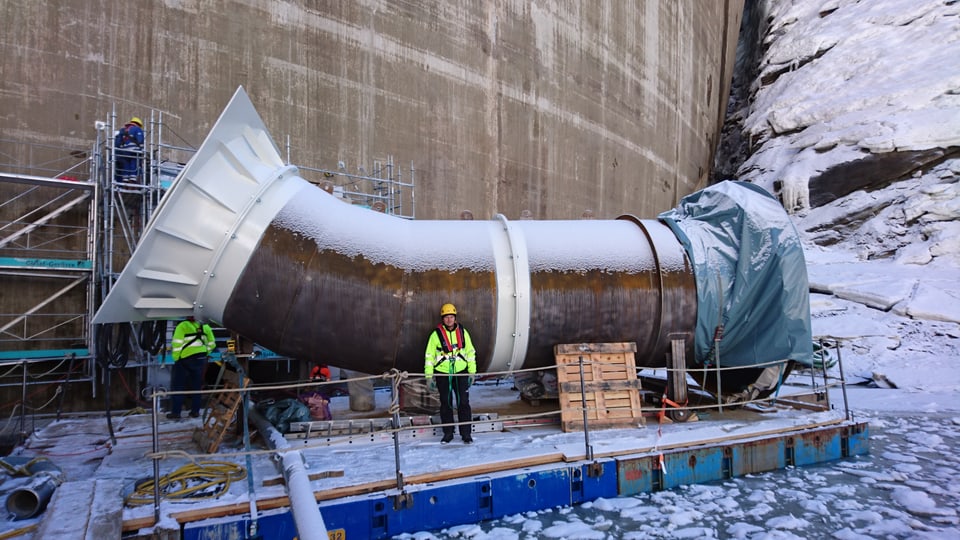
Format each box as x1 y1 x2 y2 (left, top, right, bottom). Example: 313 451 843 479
221 192 696 375
93 88 696 376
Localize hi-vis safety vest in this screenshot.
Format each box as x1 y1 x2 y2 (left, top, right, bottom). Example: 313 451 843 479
171 320 215 361
424 324 476 376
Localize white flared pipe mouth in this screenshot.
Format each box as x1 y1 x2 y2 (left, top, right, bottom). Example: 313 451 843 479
94 88 305 325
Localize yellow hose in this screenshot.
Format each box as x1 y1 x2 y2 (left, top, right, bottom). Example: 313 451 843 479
124 460 246 506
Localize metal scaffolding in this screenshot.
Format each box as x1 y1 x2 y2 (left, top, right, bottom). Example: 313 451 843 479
0 148 97 391
0 106 416 410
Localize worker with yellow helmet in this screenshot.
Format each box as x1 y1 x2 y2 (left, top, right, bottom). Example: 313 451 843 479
424 303 477 444
114 116 145 181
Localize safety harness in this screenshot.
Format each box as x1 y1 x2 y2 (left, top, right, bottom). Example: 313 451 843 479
433 323 470 420
115 125 136 147
179 322 209 360
435 323 466 354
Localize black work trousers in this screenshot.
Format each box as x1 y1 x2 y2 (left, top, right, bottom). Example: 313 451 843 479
436 373 472 438
170 354 207 416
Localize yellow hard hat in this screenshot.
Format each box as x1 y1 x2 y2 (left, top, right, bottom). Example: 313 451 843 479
130 117 143 127
440 303 457 317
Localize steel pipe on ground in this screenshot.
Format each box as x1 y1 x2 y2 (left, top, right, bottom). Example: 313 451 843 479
2 457 63 520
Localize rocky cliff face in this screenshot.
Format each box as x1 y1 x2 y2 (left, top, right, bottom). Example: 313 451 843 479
716 0 960 267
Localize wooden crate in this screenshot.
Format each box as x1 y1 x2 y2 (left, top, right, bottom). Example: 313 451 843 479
554 342 644 432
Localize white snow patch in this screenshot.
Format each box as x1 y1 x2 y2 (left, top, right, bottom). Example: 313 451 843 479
891 487 958 518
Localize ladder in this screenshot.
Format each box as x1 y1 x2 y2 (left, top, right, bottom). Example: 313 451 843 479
193 368 248 453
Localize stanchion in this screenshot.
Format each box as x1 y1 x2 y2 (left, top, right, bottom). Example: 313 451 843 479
834 340 851 421
19 361 27 446
387 369 405 492
578 356 593 461
55 353 77 421
151 391 160 523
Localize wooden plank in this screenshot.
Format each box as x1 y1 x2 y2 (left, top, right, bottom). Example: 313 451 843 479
604 402 635 410
554 342 637 355
593 385 610 420
122 479 391 533
262 470 345 487
601 399 634 408
0 524 38 539
601 403 636 411
123 453 566 533
559 380 643 393
36 479 95 539
561 419 647 431
561 391 626 400
403 453 565 485
560 416 848 462
774 397 830 412
560 371 594 381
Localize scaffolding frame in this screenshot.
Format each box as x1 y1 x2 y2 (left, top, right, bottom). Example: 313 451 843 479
0 105 416 406
0 168 97 384
285 136 416 219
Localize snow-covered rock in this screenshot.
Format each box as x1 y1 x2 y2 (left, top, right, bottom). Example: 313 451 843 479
733 0 960 215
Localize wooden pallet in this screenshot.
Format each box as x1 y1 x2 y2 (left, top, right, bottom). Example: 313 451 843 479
554 342 644 432
193 370 248 453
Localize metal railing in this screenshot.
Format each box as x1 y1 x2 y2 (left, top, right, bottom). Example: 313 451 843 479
134 340 854 524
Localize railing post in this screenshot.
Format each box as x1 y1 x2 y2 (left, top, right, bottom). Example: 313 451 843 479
713 327 723 413
151 390 161 523
389 370 405 492
818 338 829 406
578 356 593 461
18 361 27 445
834 339 851 421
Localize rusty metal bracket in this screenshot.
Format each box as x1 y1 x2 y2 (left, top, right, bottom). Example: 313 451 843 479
393 491 413 510
587 461 604 478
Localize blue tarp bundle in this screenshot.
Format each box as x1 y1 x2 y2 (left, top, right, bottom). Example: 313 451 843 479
659 181 813 367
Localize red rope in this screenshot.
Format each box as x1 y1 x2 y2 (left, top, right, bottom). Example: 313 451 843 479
116 369 149 406
0 360 83 412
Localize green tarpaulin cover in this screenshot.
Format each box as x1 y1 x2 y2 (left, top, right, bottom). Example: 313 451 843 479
659 181 813 367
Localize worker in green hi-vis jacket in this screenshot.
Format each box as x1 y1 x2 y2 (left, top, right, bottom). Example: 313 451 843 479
167 316 216 419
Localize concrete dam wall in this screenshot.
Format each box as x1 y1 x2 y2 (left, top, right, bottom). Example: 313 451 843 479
1 0 742 220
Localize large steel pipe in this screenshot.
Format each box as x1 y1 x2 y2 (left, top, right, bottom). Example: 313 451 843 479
222 195 696 374
94 88 696 375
